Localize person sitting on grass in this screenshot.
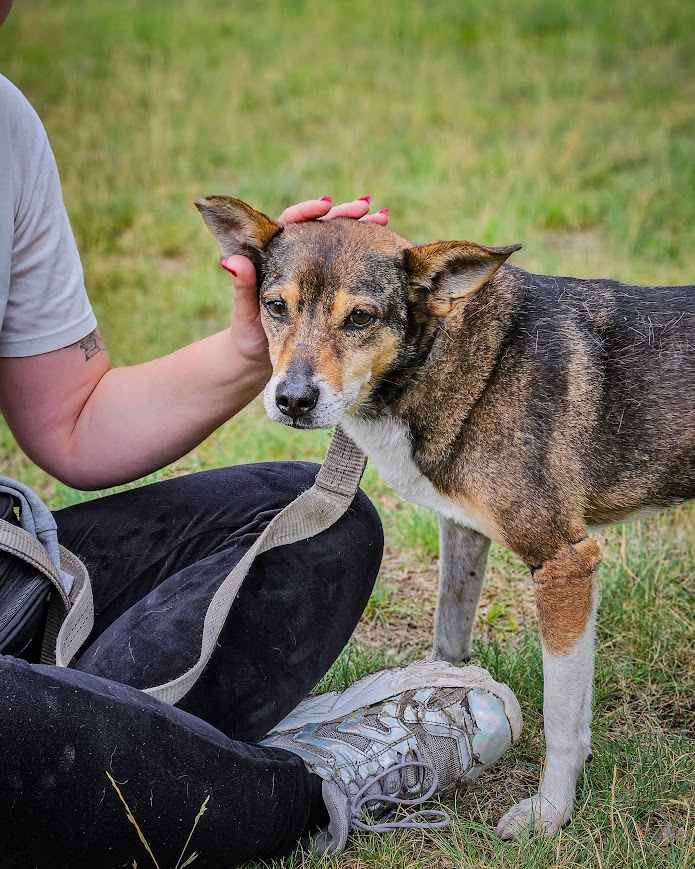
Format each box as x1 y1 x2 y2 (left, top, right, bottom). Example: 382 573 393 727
0 2 517 865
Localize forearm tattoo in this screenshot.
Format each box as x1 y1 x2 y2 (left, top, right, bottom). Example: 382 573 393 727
79 329 105 362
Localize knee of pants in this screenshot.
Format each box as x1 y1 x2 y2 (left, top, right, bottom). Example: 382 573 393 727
229 461 383 603
241 481 383 621
176 462 383 570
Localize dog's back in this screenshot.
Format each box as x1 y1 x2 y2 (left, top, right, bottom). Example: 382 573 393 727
483 267 695 527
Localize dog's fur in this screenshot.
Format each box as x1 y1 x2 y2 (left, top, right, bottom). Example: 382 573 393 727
197 196 695 837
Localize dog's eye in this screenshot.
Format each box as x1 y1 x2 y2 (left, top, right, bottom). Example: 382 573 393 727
264 298 288 318
346 309 375 328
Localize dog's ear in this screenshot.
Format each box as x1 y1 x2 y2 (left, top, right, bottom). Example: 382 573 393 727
405 240 521 315
195 196 283 263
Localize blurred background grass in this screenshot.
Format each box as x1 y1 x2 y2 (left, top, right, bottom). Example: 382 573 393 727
1 2 694 866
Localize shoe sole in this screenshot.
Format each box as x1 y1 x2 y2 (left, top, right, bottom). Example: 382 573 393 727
268 659 522 742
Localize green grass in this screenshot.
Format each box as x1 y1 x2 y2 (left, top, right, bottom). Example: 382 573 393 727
2 1 694 866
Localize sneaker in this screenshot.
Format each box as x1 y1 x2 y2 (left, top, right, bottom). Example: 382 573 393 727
262 659 522 854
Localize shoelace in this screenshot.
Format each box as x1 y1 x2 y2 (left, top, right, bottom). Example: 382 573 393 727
350 759 451 833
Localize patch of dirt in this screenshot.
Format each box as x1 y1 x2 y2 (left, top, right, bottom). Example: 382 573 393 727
353 546 537 659
451 756 541 825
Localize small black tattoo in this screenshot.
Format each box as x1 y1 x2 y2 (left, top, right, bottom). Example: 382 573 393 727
79 330 105 361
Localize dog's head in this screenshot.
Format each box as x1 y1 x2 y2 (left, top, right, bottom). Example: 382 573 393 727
196 196 520 429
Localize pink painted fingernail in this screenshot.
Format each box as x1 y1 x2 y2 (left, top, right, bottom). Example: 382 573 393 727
358 195 372 203
320 195 332 202
219 257 237 277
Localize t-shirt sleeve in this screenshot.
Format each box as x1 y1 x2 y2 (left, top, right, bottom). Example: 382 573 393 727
0 76 97 357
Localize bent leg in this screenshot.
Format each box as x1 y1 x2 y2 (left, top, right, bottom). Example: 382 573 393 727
0 655 318 868
65 463 382 741
497 538 601 838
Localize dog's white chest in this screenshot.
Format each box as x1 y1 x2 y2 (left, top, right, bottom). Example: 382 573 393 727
341 416 497 539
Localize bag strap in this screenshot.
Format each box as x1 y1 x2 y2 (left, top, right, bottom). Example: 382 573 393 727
49 545 95 667
0 517 94 666
142 426 367 704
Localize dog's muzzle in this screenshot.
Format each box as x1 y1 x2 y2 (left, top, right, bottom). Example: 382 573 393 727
263 368 352 430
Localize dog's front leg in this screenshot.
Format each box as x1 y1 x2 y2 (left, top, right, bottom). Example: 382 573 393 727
497 538 601 838
432 516 490 662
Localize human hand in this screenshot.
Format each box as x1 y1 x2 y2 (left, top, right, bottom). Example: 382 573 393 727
220 196 389 367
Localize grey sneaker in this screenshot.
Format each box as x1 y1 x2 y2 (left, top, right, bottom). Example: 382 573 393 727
262 660 522 854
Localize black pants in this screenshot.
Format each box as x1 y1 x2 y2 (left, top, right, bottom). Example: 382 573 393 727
0 463 382 868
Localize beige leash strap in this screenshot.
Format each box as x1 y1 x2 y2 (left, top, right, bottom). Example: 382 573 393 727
143 426 367 705
0 518 94 666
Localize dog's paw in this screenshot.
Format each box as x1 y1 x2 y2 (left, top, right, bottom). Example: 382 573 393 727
496 793 571 839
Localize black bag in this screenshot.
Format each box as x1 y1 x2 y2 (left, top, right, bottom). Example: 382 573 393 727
0 493 51 658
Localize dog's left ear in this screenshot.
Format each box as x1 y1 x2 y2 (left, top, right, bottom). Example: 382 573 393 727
195 195 283 264
405 240 521 314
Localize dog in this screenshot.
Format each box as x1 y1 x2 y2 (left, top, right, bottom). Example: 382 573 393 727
196 195 695 838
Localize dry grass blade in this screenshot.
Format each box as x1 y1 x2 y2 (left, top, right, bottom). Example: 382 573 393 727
173 794 210 869
106 771 161 869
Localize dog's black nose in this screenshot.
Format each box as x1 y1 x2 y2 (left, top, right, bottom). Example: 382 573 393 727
275 379 320 419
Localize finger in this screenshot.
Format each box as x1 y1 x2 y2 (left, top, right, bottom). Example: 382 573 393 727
278 197 333 224
220 255 256 290
360 208 389 225
220 255 260 322
321 198 371 220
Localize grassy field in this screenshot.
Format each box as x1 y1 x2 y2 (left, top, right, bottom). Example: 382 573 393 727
2 1 694 866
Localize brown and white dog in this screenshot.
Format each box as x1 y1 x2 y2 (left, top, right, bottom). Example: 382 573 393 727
197 196 695 838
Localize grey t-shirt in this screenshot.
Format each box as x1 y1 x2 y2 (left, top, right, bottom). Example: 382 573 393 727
0 74 96 357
